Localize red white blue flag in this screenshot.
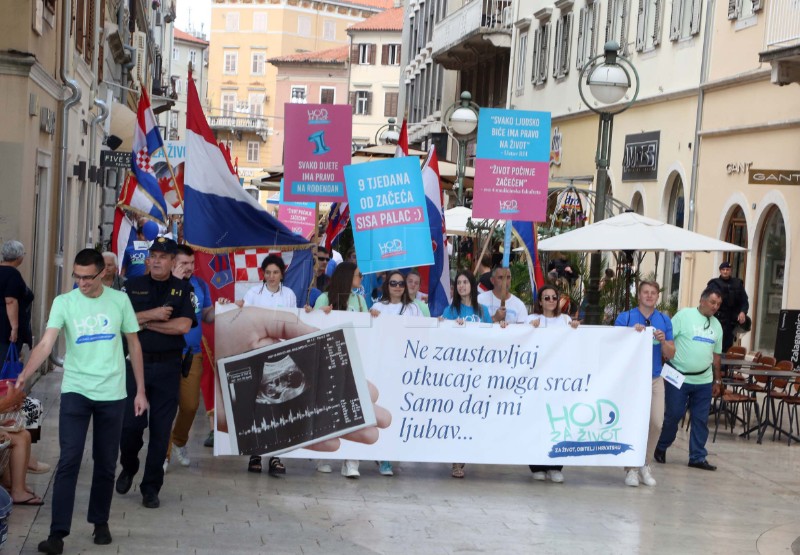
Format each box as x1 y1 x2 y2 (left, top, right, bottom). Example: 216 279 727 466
420 146 451 316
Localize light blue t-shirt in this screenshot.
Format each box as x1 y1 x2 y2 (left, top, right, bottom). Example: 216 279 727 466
441 303 492 323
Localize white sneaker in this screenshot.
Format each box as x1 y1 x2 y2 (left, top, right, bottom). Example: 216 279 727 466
639 465 657 487
531 471 547 481
172 444 191 467
316 461 332 473
625 468 640 487
341 460 360 478
547 470 564 483
162 459 169 474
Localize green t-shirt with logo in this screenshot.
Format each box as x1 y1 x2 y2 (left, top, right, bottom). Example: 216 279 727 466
47 287 140 401
670 307 723 385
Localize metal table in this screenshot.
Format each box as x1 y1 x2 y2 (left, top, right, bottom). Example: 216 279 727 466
737 368 800 444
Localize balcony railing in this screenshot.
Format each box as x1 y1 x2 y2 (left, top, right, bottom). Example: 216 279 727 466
208 116 268 132
432 0 512 59
764 0 800 49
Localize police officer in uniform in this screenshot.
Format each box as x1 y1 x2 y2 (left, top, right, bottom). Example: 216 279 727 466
116 237 196 509
707 261 749 353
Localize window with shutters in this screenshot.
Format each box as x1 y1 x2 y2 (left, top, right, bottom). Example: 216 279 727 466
515 30 528 94
172 76 182 94
189 51 197 67
249 93 265 116
531 22 551 86
253 12 268 32
226 13 239 32
354 91 371 115
222 93 237 117
251 52 266 75
298 16 312 36
290 86 308 104
247 142 260 163
636 0 663 51
320 87 336 104
553 12 573 79
669 0 702 40
170 112 179 130
605 0 631 54
576 1 600 71
384 92 399 116
385 44 401 65
76 0 86 54
223 51 238 74
173 47 179 61
728 0 762 21
358 44 375 64
323 20 336 40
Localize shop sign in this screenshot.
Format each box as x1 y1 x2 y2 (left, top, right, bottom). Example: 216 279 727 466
775 310 800 372
748 169 800 186
726 162 753 174
622 131 659 181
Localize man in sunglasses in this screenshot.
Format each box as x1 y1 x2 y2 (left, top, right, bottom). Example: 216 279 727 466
655 287 723 472
614 281 675 487
16 249 147 554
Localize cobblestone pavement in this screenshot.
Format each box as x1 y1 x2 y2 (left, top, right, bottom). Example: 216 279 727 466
7 369 800 554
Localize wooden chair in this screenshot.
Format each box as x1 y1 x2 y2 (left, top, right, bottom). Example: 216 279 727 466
743 356 777 394
768 361 796 441
714 386 758 441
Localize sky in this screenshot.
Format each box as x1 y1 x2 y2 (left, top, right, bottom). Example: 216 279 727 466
176 0 212 37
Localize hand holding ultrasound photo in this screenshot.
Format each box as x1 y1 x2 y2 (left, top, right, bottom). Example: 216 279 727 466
215 307 390 456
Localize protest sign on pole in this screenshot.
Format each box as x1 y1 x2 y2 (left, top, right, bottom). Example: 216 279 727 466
277 180 317 239
215 308 652 467
473 108 551 222
283 104 351 203
343 156 434 274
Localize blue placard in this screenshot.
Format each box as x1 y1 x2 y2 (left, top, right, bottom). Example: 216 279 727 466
343 157 434 274
476 108 551 162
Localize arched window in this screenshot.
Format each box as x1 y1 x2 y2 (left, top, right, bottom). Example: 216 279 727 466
663 175 684 302
723 206 748 280
631 191 644 215
754 207 786 353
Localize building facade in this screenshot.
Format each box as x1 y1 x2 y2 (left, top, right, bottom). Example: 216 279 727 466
207 0 392 177
168 28 209 141
347 7 404 147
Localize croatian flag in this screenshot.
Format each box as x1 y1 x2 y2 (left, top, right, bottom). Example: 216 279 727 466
124 89 168 223
324 202 349 252
511 221 545 301
183 72 314 307
111 207 136 263
420 146 451 316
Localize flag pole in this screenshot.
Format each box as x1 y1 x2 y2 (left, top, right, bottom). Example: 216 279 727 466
306 202 321 306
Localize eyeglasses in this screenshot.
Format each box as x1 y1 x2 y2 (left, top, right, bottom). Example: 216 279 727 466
542 295 558 301
388 280 405 288
72 270 103 282
317 257 329 262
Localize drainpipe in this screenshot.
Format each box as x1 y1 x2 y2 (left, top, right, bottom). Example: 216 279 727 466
683 0 716 307
88 99 109 248
52 0 82 367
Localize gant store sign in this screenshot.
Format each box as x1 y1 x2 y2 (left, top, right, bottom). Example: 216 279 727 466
748 169 800 185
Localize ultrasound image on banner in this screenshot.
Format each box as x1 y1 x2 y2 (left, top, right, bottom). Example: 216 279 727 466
218 326 375 456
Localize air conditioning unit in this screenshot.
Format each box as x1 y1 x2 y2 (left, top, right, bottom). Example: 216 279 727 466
134 31 148 88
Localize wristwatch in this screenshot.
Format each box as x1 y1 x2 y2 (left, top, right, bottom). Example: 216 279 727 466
714 379 722 384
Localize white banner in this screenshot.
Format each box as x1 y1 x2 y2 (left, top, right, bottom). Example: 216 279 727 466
216 308 653 467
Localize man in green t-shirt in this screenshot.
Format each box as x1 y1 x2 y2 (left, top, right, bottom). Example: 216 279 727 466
654 287 723 472
16 249 147 555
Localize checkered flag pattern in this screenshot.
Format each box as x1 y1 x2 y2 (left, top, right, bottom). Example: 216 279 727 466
136 147 153 174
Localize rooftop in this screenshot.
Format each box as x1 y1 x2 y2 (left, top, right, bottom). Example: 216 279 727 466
174 28 209 46
268 45 350 64
347 6 404 32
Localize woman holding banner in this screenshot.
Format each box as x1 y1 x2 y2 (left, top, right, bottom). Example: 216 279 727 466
439 271 493 478
237 254 295 477
527 284 579 483
369 272 421 318
309 261 368 478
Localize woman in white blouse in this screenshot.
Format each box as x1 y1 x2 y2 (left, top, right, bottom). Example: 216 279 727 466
369 271 421 318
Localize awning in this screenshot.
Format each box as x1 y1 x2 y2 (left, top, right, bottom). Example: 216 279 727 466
109 101 137 153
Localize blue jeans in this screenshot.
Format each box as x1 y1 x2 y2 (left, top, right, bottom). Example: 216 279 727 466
51 393 126 536
657 380 713 463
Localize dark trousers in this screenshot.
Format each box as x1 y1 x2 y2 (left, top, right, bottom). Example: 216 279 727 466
657 380 713 463
51 393 125 536
119 359 181 496
722 324 736 354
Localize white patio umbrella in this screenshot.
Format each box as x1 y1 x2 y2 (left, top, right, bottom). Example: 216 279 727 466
537 212 747 252
444 206 498 236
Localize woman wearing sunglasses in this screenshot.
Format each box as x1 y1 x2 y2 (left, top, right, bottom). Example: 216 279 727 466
527 284 579 484
308 261 367 478
369 272 421 318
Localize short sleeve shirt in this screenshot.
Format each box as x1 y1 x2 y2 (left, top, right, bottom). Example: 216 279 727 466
122 242 150 278
371 302 421 317
441 304 492 323
0 266 26 341
242 284 297 309
314 292 367 312
184 275 212 354
615 308 674 379
125 274 196 353
477 291 528 323
47 288 140 401
670 307 723 385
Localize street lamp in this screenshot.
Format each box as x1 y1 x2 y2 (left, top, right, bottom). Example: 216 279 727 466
444 91 479 206
578 40 640 325
374 117 400 145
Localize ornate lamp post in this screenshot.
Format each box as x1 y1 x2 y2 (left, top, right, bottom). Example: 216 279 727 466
374 117 399 145
444 91 480 206
578 41 640 325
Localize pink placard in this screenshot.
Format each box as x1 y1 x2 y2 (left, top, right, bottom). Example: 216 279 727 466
472 160 549 221
283 104 352 203
277 203 317 239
